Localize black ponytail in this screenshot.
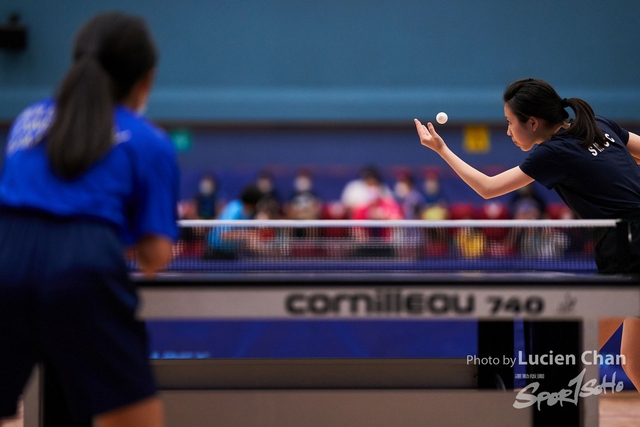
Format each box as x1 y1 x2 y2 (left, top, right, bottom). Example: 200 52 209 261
503 78 605 150
47 57 114 179
563 98 606 150
47 12 157 180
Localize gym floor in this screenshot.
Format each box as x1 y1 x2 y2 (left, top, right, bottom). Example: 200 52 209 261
4 393 639 427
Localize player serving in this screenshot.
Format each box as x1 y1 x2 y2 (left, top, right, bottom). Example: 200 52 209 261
415 78 640 275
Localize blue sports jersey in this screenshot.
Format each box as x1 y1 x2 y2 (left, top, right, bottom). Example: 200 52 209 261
520 116 640 219
0 99 179 243
207 199 250 251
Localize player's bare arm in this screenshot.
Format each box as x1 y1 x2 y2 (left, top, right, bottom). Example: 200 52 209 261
625 132 640 164
414 118 533 199
136 235 173 277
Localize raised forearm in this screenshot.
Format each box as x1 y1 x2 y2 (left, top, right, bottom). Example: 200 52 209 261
415 118 533 199
437 145 494 199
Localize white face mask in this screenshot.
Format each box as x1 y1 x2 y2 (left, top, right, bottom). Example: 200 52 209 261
199 180 215 195
294 177 312 192
424 179 440 195
257 178 273 193
394 182 410 198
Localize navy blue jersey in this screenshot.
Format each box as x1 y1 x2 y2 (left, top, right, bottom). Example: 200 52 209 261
0 99 179 243
520 117 640 219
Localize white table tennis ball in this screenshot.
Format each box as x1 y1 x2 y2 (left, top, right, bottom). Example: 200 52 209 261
436 112 448 124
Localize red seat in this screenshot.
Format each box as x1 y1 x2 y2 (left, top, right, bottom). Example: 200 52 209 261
321 201 349 238
479 201 511 241
449 203 477 220
546 203 574 220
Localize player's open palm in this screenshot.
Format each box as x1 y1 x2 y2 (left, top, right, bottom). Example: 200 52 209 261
414 119 445 153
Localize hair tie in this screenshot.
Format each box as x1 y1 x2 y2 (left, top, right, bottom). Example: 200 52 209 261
561 98 569 108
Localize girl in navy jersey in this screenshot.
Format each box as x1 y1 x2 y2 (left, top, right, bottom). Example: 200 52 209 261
414 77 640 397
0 12 177 427
415 78 640 273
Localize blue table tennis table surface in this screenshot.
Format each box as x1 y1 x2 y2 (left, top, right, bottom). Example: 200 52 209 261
159 256 600 274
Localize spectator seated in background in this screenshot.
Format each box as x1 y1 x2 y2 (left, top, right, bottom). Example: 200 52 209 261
255 197 281 220
513 198 542 221
455 230 486 259
194 172 222 219
217 185 262 221
510 182 546 219
175 199 203 257
479 201 513 257
421 200 449 220
204 185 264 260
449 203 486 258
344 166 401 220
320 200 350 239
349 171 403 258
393 171 425 220
445 203 483 257
544 202 589 254
255 169 282 209
420 170 449 220
350 181 403 220
284 170 323 220
340 165 393 218
284 170 323 240
510 198 569 258
392 171 426 259
178 172 223 256
252 196 283 249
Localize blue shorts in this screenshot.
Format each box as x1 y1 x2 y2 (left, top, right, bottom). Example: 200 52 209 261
0 208 157 420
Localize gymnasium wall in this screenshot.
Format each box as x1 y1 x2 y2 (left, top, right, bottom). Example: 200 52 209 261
1 1 639 203
1 0 640 123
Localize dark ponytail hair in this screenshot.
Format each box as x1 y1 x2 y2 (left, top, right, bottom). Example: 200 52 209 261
503 78 605 150
47 12 158 179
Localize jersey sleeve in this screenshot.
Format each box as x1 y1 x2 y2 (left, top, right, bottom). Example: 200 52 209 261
596 116 630 144
6 99 55 155
519 142 569 190
129 133 180 242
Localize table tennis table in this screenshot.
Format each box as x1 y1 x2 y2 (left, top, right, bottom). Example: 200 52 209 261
22 220 640 427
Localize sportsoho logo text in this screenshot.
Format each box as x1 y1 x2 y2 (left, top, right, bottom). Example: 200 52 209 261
285 289 475 316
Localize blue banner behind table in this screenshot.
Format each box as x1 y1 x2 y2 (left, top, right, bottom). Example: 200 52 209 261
147 320 477 359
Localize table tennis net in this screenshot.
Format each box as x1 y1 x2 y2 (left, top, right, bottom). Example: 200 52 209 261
137 219 618 273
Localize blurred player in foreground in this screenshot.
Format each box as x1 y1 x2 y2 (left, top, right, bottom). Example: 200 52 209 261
0 12 178 427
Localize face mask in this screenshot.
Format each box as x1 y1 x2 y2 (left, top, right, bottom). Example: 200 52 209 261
199 180 215 195
394 182 410 198
294 177 312 192
257 179 273 193
424 179 439 195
